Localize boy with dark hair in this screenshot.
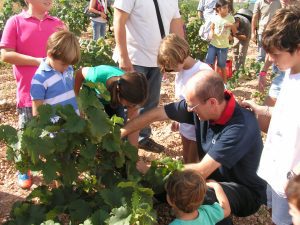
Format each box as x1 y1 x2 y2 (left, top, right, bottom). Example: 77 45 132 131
242 6 300 225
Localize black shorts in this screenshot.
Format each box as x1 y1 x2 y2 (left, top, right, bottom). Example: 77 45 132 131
204 182 263 217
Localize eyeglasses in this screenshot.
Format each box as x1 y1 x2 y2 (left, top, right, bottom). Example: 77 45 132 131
164 67 175 73
187 103 200 111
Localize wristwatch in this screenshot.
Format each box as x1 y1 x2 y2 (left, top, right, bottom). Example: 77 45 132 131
287 170 296 180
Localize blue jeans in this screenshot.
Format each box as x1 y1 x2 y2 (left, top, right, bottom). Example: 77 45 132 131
257 34 266 62
133 65 162 140
206 44 228 68
92 20 106 40
267 184 292 225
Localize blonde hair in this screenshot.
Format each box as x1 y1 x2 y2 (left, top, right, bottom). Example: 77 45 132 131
47 30 81 65
166 170 207 213
157 34 190 72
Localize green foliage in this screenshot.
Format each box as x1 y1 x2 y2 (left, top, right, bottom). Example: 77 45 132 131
227 59 263 89
78 38 116 68
51 0 90 36
180 1 208 60
179 1 198 23
143 157 183 194
185 18 208 61
0 0 19 32
0 85 184 224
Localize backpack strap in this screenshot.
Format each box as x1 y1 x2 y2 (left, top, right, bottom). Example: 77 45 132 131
152 0 165 38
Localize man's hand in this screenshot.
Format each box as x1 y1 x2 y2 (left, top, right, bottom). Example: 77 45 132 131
119 56 134 72
171 121 179 132
136 160 150 174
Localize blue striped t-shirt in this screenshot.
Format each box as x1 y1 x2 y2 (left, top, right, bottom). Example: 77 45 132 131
30 59 79 115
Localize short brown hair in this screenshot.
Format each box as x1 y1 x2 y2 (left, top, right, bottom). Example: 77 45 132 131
47 30 81 65
286 175 300 210
157 34 190 72
262 6 300 54
165 170 207 213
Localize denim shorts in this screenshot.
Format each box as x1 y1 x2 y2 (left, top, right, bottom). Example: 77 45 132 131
267 184 292 225
269 71 285 98
206 44 228 68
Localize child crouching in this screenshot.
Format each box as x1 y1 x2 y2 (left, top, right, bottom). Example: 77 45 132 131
165 170 230 225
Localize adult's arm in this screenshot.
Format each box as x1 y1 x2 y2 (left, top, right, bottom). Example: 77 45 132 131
251 13 259 43
74 67 89 96
170 18 185 39
120 106 169 138
0 48 42 66
113 8 133 72
32 100 44 116
185 154 221 179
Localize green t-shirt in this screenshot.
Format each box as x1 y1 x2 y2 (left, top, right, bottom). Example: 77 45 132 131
211 14 235 48
169 203 224 225
86 65 124 85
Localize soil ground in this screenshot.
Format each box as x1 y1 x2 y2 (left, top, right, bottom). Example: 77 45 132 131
0 44 273 224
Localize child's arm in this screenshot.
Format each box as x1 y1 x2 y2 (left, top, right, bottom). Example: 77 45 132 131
1 48 42 66
74 67 89 95
208 23 215 40
32 100 44 116
126 107 139 147
206 180 231 218
228 23 237 36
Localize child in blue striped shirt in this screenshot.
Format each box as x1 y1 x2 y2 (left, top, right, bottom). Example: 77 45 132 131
31 30 81 116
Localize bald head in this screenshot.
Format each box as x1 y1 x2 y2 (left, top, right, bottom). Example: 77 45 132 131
186 70 225 103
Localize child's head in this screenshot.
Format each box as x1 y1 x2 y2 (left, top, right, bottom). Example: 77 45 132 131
25 0 53 12
165 170 207 213
47 30 81 72
262 6 300 71
286 175 300 225
109 72 148 108
157 34 190 73
214 0 229 17
263 6 300 54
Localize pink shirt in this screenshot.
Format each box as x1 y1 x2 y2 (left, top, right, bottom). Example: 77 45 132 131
0 11 64 108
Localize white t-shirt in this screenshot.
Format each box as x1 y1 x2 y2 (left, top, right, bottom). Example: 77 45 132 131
175 61 212 141
113 0 181 67
257 69 300 196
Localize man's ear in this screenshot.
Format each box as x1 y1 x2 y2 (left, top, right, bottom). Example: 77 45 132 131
208 97 218 106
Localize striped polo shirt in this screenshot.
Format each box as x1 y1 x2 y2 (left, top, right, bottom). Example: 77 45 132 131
31 59 79 115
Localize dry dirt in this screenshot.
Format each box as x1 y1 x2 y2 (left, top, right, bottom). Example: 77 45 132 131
0 45 273 224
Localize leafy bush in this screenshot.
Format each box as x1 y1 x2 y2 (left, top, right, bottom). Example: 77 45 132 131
78 38 116 68
0 0 18 32
0 85 182 225
185 17 208 61
51 0 90 36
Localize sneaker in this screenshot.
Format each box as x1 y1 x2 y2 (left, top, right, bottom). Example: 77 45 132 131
138 137 165 153
17 171 32 189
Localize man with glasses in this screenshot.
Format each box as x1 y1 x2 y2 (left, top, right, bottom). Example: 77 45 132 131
121 70 267 225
